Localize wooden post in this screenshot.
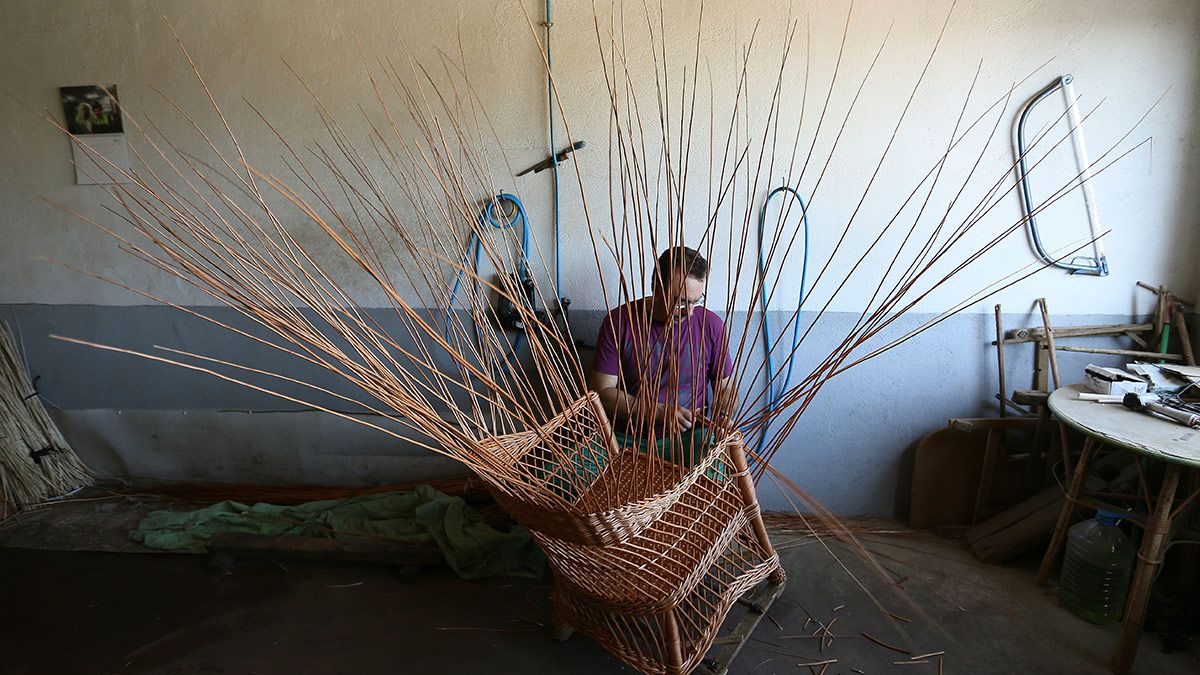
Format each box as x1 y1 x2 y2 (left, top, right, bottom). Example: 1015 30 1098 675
1110 464 1182 674
1034 405 1054 487
1038 437 1098 585
1171 305 1196 366
727 438 785 584
1175 471 1200 593
1055 345 1184 361
664 608 685 673
995 304 1008 418
588 390 621 457
1153 286 1166 348
1037 298 1062 390
997 323 1153 344
1035 341 1049 392
1057 422 1075 480
1037 299 1074 474
974 428 1001 524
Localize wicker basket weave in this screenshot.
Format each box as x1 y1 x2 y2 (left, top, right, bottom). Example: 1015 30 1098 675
479 392 785 674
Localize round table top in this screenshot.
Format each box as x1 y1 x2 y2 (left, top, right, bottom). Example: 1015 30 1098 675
1049 384 1200 469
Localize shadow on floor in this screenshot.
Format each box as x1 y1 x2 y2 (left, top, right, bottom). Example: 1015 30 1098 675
1 503 1197 674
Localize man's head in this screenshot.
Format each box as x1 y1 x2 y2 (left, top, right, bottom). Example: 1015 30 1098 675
651 246 707 322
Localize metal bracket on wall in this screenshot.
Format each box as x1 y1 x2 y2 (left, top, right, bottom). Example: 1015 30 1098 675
1014 74 1109 276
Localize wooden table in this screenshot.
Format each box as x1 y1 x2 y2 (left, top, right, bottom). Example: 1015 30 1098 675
1039 384 1200 673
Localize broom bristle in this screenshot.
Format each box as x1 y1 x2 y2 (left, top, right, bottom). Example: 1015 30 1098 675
0 324 93 515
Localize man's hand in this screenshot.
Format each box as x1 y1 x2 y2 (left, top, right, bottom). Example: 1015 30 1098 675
590 370 703 434
655 403 694 434
710 375 737 423
703 411 733 432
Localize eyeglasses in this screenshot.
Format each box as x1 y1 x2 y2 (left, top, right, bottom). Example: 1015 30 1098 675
672 294 705 310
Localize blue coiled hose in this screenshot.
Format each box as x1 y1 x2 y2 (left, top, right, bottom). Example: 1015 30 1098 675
754 186 810 458
445 193 531 359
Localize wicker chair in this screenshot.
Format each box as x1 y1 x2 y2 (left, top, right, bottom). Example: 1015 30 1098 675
480 392 785 674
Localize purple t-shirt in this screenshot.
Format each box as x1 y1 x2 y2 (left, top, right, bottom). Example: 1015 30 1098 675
593 298 734 411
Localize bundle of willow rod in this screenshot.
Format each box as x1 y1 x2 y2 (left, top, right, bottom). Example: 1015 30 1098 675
44 3 1153 672
0 324 93 518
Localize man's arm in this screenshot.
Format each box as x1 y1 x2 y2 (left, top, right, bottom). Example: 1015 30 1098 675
589 370 693 433
590 371 637 422
709 374 737 429
706 311 738 430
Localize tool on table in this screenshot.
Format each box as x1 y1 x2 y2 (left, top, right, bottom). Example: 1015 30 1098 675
517 140 586 176
1121 392 1200 428
1077 392 1125 403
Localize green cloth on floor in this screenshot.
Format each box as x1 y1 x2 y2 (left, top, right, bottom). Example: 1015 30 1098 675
130 484 545 580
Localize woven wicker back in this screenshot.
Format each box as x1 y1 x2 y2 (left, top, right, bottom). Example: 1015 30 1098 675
478 391 742 547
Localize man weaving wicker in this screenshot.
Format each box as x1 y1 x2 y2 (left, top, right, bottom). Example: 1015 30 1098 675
590 246 737 442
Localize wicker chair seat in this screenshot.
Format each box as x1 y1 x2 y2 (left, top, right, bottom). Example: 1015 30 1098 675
472 392 784 675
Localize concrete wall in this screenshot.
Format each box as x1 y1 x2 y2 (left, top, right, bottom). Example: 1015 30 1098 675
3 1 1199 513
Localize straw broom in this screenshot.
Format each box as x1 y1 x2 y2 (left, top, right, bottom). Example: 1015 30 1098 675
0 324 92 518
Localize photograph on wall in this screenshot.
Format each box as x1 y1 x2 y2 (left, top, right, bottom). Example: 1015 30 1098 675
60 85 123 135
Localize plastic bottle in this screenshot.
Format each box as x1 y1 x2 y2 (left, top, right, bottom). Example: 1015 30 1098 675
1058 509 1135 625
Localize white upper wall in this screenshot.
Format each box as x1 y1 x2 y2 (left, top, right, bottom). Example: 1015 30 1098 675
2 0 1198 315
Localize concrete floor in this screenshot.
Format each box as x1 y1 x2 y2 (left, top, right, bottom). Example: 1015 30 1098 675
1 503 1198 674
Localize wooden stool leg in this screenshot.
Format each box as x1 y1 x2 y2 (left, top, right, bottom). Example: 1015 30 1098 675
1033 405 1053 485
1057 422 1074 477
1038 437 1098 585
728 439 785 584
665 608 685 674
1178 470 1200 592
1111 464 1182 674
973 429 1000 525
